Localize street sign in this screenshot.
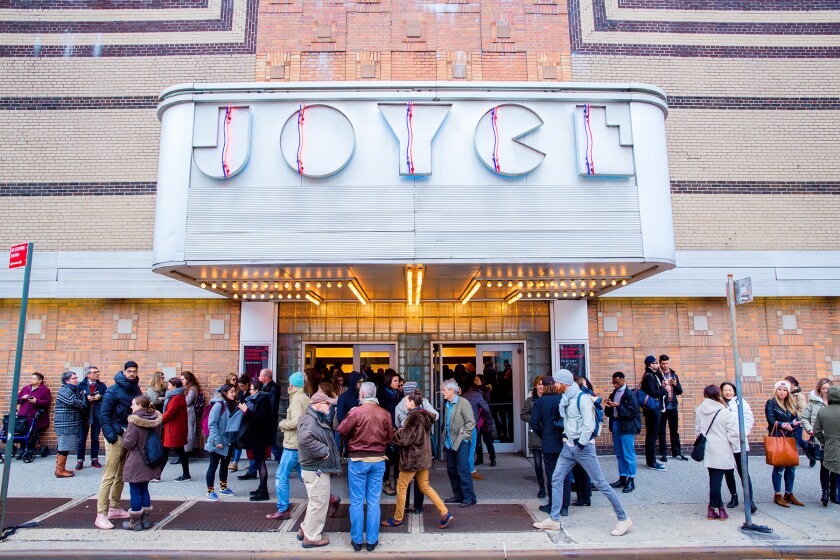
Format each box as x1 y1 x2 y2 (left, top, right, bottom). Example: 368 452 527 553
734 277 753 305
8 243 28 269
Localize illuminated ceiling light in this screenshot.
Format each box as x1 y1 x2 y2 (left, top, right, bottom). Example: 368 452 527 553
554 291 559 297
589 291 595 297
211 282 217 289
622 279 627 286
601 280 607 286
508 281 513 288
283 282 290 289
262 282 268 290
305 291 324 306
611 279 617 286
504 291 523 305
326 282 332 288
526 292 532 298
486 281 492 288
251 281 258 289
200 282 207 289
337 281 343 288
459 279 481 305
233 293 239 299
305 282 311 289
528 281 534 288
590 280 596 288
571 281 577 289
415 265 424 307
250 293 256 299
405 266 414 306
316 282 321 288
560 281 566 288
260 293 265 299
563 291 568 298
536 292 542 297
572 291 577 298
549 281 555 287
538 281 545 288
274 282 280 289
497 281 502 288
295 293 301 299
518 281 524 288
221 282 227 289
348 280 370 305
269 293 275 299
232 282 238 290
294 282 301 289
287 294 292 299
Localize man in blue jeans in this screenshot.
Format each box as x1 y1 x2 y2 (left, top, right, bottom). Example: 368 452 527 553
605 371 642 493
441 379 477 507
534 369 632 537
265 371 309 520
338 382 394 552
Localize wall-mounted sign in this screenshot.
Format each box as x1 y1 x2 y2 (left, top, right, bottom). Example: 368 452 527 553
243 345 270 381
558 343 587 379
9 243 28 269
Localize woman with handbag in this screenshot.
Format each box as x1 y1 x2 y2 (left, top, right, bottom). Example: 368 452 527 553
765 380 804 508
802 378 833 506
694 385 740 520
720 382 756 513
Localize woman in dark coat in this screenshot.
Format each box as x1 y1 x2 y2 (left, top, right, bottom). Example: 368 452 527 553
122 395 163 531
241 380 273 501
765 380 804 508
521 376 546 498
377 371 403 496
530 377 571 517
17 373 52 454
159 377 190 481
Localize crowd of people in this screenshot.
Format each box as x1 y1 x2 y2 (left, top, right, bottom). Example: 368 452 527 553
8 355 840 547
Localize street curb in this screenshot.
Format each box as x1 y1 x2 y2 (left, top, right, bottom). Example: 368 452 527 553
3 544 840 559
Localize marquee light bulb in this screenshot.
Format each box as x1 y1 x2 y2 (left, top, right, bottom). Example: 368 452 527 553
316 282 321 288
200 282 207 289
622 279 627 286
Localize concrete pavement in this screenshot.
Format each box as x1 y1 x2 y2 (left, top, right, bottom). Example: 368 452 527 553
1 452 838 558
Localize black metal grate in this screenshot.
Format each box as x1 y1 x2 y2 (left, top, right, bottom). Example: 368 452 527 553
289 503 410 534
422 503 536 533
38 499 180 529
163 500 300 532
1 497 71 528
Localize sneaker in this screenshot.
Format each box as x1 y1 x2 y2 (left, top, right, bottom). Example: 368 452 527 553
174 475 191 482
533 517 562 531
228 462 239 472
91 459 102 468
238 473 257 481
646 463 667 472
439 512 454 529
381 517 404 527
207 491 220 501
610 518 632 536
150 478 161 483
219 488 236 496
75 461 84 470
674 454 689 461
94 514 114 530
106 507 130 520
658 455 668 463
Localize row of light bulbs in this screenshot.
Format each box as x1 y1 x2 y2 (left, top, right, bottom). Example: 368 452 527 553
231 292 323 304
200 280 345 291
484 279 627 289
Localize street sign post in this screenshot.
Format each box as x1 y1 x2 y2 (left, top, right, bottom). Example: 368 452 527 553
0 242 34 538
727 274 771 534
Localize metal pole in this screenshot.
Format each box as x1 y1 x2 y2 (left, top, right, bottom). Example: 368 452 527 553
727 274 770 534
0 243 33 535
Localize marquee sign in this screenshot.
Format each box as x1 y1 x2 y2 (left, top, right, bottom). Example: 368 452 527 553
190 99 637 181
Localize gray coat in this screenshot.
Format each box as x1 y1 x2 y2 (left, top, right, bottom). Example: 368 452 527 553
297 406 341 474
54 383 86 436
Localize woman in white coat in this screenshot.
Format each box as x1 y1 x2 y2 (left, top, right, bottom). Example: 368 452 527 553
720 382 756 513
695 385 740 521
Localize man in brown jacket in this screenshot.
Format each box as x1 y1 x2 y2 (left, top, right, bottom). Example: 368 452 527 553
337 382 394 552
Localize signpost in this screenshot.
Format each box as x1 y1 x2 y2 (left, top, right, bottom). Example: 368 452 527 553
726 274 771 534
0 243 34 537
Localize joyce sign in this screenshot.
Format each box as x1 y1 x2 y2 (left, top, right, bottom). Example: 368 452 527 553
192 100 636 180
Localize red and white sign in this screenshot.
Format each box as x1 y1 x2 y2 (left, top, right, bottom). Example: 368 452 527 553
9 243 28 269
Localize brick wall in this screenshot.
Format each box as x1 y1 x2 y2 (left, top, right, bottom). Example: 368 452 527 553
0 299 241 448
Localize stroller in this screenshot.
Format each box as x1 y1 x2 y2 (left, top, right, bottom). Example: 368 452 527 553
0 409 50 463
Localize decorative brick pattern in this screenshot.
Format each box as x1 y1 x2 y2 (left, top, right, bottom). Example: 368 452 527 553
0 182 157 196
616 1 840 10
671 181 840 195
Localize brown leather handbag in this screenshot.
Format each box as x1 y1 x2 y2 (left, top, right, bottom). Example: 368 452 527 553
764 422 800 467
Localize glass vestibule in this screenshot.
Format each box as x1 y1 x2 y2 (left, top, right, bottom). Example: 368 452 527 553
302 342 398 374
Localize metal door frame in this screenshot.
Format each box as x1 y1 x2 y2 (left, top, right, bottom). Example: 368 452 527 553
301 341 399 373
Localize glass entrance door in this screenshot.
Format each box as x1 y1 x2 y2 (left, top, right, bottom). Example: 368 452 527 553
477 343 523 454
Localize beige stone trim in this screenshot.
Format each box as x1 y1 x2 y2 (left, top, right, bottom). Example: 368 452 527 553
1 0 245 45
581 0 840 46
0 195 156 252
0 0 221 22
570 55 840 96
604 0 840 23
672 194 840 251
0 110 160 182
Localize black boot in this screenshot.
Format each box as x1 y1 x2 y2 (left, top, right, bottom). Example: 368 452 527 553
537 485 546 499
822 490 830 507
727 494 738 509
610 476 627 489
250 483 269 502
622 478 635 493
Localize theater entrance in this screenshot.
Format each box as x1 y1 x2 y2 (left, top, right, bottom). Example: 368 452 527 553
431 342 525 455
302 342 397 374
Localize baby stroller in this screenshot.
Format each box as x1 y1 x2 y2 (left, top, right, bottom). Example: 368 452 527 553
0 409 49 463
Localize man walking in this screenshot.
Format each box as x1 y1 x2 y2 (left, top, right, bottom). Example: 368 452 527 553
266 371 309 520
534 369 632 536
297 389 342 549
338 382 393 552
76 365 107 470
95 361 142 529
605 372 642 493
657 355 688 462
441 379 477 508
640 355 668 471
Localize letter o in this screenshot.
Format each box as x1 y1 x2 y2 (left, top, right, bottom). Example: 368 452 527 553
280 104 355 178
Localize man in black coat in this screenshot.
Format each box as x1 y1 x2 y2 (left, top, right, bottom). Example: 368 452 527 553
639 355 668 471
605 371 642 492
94 361 142 529
76 365 107 470
657 355 688 462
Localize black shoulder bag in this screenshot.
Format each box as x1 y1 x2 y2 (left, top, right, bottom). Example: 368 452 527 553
691 409 722 462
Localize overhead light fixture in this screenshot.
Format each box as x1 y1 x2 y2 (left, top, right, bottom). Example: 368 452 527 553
200 282 207 289
233 293 239 299
221 282 227 289
405 266 413 306
405 265 425 306
414 265 424 306
459 279 481 305
621 279 627 286
504 291 523 305
348 279 370 305
305 291 324 306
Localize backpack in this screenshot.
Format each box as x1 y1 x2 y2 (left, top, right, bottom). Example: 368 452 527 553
144 428 166 468
576 393 604 438
201 403 214 438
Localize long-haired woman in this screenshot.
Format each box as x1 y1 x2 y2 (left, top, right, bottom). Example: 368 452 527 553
521 375 546 498
720 381 756 513
204 383 239 501
159 377 191 482
146 371 166 411
802 378 834 505
766 380 804 507
179 371 202 456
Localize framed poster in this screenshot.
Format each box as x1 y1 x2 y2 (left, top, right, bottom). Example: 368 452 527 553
557 343 587 379
243 345 270 381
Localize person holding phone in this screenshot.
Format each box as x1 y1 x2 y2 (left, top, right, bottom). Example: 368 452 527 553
765 380 804 508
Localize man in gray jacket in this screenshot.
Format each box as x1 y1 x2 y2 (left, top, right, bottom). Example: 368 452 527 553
533 369 632 537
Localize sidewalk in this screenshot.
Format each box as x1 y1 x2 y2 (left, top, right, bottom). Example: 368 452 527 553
1 452 838 557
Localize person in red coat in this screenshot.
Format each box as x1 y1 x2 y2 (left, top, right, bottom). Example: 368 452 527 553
17 372 52 458
158 377 191 481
